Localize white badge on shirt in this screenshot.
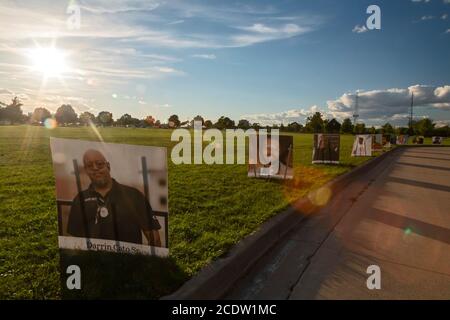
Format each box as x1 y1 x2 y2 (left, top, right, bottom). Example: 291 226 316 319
99 206 109 218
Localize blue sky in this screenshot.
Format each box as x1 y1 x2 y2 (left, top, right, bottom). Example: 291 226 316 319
0 0 449 126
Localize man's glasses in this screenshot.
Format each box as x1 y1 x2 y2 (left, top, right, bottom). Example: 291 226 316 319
85 160 108 170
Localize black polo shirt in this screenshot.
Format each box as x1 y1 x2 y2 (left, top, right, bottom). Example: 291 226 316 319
67 179 161 244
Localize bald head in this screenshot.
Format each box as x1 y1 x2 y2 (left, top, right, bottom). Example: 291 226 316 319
83 149 112 188
83 149 106 165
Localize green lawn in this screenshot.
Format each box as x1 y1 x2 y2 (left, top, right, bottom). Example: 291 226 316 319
0 125 383 299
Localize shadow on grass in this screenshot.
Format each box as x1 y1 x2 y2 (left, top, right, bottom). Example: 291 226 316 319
59 249 187 300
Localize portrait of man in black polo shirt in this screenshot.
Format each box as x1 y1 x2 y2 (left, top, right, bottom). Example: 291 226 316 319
67 149 162 247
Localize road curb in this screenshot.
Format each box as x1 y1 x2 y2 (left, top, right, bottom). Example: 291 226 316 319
162 147 402 300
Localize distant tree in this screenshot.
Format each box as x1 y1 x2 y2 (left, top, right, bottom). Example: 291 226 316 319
237 119 251 129
414 118 435 137
369 126 376 134
396 126 409 135
31 107 51 124
193 115 204 125
325 118 341 133
1 97 24 124
354 123 366 134
340 118 353 134
79 112 96 126
168 114 180 128
97 111 113 126
286 122 303 132
305 112 324 133
55 104 78 125
204 120 213 129
117 113 133 126
214 116 235 130
145 115 156 127
130 117 141 127
433 125 449 137
155 120 161 127
251 122 261 130
381 122 394 135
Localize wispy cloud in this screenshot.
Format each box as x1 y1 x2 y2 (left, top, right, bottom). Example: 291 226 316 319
352 25 368 33
192 54 216 60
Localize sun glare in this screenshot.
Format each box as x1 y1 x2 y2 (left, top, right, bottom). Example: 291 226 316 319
28 47 69 77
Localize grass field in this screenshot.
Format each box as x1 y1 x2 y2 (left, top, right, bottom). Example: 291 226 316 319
0 125 426 299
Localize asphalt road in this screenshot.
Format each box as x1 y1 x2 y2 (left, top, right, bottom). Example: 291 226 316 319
227 147 450 299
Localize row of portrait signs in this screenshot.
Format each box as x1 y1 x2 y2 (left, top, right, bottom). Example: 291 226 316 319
49 133 445 297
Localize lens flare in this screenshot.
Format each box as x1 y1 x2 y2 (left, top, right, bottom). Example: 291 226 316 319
309 186 332 207
44 118 57 129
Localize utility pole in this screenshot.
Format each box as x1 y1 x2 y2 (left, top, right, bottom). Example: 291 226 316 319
353 91 359 133
409 92 414 134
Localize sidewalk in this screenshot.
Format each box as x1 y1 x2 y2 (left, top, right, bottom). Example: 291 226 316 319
227 147 450 299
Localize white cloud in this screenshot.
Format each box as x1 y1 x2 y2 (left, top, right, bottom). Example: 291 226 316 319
327 85 450 122
352 25 368 33
241 106 323 126
232 23 310 46
192 54 216 60
446 28 450 33
434 120 450 127
442 14 449 19
80 0 161 14
167 20 185 25
420 15 434 20
241 85 450 126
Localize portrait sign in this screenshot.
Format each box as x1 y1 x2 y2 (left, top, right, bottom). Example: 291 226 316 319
248 134 293 179
432 136 443 145
312 133 340 164
396 135 409 145
382 134 392 149
413 136 424 144
372 134 383 152
50 138 169 257
351 134 372 157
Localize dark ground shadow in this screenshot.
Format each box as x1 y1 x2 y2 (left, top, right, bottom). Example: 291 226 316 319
369 208 450 245
387 176 450 193
397 162 450 172
402 155 450 161
59 249 187 299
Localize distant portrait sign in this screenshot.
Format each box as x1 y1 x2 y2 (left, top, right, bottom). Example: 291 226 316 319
372 134 383 152
312 133 340 164
382 134 392 149
396 135 409 145
351 134 372 157
432 136 443 145
50 138 169 257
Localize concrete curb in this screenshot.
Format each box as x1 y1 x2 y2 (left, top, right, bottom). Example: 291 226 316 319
162 147 402 300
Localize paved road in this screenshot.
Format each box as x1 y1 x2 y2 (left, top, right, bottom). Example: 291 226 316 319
227 147 450 299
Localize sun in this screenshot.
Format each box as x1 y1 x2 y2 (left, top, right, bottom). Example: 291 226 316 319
28 47 69 77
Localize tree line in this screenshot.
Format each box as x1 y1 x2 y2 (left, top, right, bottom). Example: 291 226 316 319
0 97 448 137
